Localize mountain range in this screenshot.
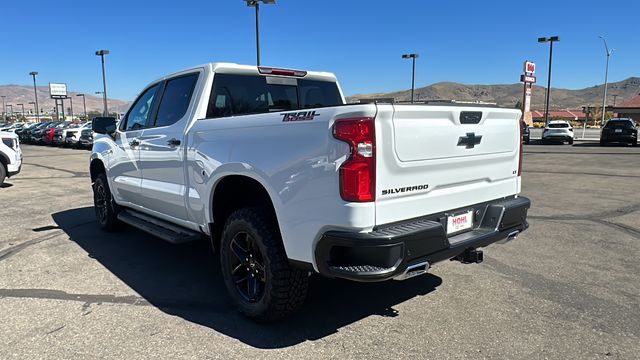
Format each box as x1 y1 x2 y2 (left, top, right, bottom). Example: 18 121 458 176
0 85 130 115
346 77 640 109
3 77 640 115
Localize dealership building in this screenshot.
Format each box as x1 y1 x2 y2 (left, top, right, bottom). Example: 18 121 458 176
611 94 640 123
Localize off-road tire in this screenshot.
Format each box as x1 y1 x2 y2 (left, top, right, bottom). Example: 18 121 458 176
220 207 308 322
0 164 6 186
93 172 121 231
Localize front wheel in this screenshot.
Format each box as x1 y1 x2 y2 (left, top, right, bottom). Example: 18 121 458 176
220 207 308 322
568 138 574 145
93 173 121 231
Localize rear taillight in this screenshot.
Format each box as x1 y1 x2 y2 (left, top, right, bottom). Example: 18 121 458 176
518 120 524 176
333 117 376 202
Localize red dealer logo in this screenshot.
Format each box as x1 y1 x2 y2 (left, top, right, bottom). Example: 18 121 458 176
452 215 467 225
524 61 536 74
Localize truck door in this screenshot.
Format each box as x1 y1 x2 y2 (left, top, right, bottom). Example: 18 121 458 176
137 72 200 221
108 83 162 205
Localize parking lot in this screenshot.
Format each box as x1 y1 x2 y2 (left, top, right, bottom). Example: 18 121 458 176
1 142 639 359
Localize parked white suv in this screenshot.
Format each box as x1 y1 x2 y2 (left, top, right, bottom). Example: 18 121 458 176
542 120 574 144
90 63 531 321
0 131 22 185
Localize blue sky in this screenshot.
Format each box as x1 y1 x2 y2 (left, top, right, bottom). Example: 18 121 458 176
2 0 638 101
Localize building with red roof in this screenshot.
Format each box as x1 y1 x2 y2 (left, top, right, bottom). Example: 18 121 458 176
531 110 587 122
612 94 640 123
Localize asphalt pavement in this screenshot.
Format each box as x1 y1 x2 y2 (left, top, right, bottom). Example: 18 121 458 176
1 143 639 359
529 127 601 140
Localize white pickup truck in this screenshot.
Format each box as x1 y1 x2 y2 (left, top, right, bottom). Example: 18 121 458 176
90 63 530 321
1 130 22 185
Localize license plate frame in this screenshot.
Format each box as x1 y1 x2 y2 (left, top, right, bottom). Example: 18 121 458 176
446 210 474 235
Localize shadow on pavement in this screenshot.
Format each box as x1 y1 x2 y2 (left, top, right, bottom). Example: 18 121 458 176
52 207 442 349
572 142 635 148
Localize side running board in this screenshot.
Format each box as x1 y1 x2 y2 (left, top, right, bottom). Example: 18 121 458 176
117 210 202 244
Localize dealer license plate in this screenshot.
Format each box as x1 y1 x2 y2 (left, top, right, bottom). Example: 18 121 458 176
615 129 622 133
447 210 474 235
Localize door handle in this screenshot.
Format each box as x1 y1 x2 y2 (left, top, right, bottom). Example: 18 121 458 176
129 139 140 148
167 138 181 147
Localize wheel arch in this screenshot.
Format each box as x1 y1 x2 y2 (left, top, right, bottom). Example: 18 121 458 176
89 158 106 183
208 174 282 253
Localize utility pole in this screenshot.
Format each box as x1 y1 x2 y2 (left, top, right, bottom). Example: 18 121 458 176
402 53 419 104
1 96 6 121
29 71 40 122
95 50 110 116
598 36 614 126
245 0 276 66
538 36 560 126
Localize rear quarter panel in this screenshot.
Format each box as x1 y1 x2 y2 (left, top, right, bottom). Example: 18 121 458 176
186 104 378 264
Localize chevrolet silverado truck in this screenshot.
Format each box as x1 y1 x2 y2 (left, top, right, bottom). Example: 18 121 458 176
90 63 530 321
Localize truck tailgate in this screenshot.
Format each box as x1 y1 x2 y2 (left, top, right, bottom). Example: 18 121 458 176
374 104 522 226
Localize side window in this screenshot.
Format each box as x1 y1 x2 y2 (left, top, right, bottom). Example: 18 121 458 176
122 84 161 131
154 73 199 127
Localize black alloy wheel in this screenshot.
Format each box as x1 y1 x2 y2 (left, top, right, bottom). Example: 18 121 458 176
227 231 267 303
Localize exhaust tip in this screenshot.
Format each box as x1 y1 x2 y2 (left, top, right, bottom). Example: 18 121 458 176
393 261 430 281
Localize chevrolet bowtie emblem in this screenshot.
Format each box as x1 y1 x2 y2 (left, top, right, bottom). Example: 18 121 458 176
457 132 482 149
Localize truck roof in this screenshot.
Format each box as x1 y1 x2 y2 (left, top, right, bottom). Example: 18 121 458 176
159 62 338 83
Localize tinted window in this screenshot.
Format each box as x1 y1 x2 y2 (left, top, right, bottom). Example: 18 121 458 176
548 123 569 128
206 74 343 118
123 84 161 131
298 79 343 109
155 73 199 127
605 121 633 129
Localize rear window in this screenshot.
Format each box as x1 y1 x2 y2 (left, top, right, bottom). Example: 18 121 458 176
605 120 633 129
548 123 569 128
206 73 343 118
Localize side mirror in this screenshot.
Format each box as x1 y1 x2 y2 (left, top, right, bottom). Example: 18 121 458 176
92 117 117 134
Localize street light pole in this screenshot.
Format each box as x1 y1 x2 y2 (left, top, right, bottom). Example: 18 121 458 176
599 36 614 126
402 53 419 104
7 105 13 121
29 71 40 122
68 96 74 122
77 94 87 121
1 96 5 121
538 36 560 126
95 50 110 116
28 102 35 118
245 0 276 66
612 94 618 107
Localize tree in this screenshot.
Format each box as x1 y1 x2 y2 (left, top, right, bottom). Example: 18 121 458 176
514 100 523 109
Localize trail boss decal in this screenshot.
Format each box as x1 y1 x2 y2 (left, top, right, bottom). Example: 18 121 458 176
281 111 319 122
381 184 429 196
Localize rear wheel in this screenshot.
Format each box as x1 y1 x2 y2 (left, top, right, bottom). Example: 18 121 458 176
632 139 638 147
220 207 308 322
93 173 121 231
600 140 606 147
568 138 574 145
0 165 6 186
